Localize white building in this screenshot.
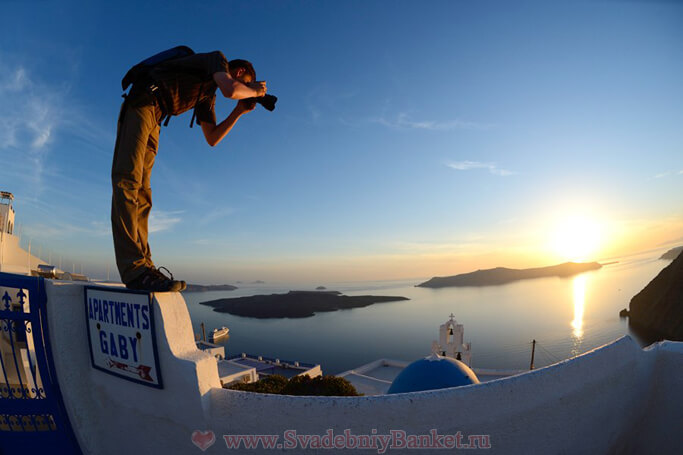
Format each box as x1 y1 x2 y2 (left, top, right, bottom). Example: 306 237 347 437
0 191 85 280
195 340 322 387
0 191 45 275
0 191 16 236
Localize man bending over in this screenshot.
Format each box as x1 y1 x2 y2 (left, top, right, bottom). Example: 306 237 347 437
111 50 266 292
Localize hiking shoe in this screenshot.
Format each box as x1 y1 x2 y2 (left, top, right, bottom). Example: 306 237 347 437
126 267 184 292
151 266 186 292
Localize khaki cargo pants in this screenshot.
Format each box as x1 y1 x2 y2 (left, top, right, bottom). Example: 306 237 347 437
111 98 160 284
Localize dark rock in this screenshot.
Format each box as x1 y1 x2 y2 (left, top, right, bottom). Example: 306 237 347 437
619 308 629 318
628 252 683 341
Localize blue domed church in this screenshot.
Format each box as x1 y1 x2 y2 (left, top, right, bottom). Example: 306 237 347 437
387 354 480 394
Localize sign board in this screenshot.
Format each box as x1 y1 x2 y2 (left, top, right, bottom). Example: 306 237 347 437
85 287 163 388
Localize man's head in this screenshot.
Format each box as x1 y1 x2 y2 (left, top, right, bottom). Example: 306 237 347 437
228 59 256 83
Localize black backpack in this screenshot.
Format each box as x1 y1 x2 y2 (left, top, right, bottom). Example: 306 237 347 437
121 45 195 92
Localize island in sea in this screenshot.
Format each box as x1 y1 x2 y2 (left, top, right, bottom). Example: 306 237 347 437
417 261 602 288
182 284 238 293
200 290 409 318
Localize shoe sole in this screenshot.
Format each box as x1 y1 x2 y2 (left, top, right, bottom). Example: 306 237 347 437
126 282 184 293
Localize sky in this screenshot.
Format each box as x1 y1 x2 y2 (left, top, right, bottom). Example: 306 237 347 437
0 0 681 285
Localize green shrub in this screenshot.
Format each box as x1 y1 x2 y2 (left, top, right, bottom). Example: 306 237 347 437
282 375 361 396
229 374 360 396
229 374 288 393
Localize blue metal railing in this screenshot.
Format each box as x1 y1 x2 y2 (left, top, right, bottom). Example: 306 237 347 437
0 272 82 453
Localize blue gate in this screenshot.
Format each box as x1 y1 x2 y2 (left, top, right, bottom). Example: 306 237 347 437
0 272 82 454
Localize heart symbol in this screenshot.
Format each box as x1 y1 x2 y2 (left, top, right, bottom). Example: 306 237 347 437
191 430 216 451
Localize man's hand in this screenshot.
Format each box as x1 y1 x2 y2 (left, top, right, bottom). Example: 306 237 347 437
201 99 257 146
236 99 257 114
247 81 267 97
214 73 267 99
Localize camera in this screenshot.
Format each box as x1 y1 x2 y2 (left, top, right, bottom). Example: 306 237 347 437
243 94 278 112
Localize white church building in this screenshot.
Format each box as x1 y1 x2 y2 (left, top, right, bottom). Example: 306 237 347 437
431 313 472 365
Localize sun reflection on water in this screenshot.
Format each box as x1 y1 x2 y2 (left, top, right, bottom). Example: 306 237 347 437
571 275 586 343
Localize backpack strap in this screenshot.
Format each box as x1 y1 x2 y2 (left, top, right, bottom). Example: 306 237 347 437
188 81 206 128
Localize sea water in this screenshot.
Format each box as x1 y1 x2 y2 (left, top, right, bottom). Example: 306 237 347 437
183 251 670 375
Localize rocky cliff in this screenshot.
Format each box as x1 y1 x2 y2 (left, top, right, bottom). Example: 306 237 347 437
629 252 683 341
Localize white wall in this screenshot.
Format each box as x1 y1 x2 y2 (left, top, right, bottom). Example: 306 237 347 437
0 234 48 275
46 281 221 454
45 280 682 454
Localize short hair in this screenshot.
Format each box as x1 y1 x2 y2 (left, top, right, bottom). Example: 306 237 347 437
228 59 256 80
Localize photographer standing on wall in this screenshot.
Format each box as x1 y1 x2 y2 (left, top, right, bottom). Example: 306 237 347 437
112 48 268 292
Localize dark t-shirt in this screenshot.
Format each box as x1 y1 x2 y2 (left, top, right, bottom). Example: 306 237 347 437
150 51 230 125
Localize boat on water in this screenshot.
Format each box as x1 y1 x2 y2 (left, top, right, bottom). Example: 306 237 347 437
210 326 229 341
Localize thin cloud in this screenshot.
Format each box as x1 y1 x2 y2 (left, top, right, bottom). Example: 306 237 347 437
390 239 487 254
447 161 515 176
373 113 493 131
0 66 29 93
0 65 62 152
22 219 111 239
0 62 62 198
88 221 112 236
654 170 683 179
305 85 358 123
199 206 235 226
149 210 183 233
0 56 112 199
189 237 234 247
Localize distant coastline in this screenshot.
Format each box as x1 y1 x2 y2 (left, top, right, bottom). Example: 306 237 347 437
200 290 409 318
182 284 238 293
660 246 683 261
417 261 602 289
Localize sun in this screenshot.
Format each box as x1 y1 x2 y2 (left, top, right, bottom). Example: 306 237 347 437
550 216 602 262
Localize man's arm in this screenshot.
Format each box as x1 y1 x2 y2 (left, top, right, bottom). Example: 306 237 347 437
213 72 267 99
201 100 256 147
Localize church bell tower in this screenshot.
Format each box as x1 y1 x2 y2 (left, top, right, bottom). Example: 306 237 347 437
431 313 472 366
